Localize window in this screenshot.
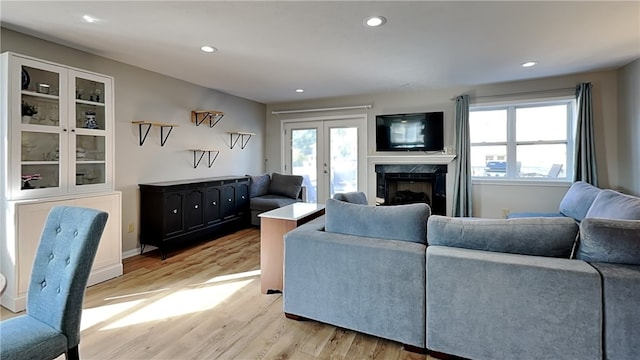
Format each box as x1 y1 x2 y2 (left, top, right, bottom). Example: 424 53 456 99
470 98 576 181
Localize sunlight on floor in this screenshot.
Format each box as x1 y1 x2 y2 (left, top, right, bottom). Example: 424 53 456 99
96 273 258 330
81 299 145 331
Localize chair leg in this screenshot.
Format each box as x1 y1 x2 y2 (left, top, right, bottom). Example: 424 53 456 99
66 346 80 360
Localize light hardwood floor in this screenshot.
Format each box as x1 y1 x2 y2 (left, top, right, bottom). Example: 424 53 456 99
1 227 437 360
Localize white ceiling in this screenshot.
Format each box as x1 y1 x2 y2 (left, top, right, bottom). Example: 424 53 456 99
2 1 639 104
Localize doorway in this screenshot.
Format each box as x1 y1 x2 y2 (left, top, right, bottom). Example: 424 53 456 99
283 115 367 203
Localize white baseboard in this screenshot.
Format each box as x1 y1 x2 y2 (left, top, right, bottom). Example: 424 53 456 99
122 245 158 259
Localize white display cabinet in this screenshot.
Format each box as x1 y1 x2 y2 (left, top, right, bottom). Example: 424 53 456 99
1 52 122 312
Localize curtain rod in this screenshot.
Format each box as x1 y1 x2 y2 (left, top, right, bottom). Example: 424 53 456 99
271 104 372 115
451 86 576 101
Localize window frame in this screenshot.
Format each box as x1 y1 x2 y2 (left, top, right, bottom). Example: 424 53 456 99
469 96 576 183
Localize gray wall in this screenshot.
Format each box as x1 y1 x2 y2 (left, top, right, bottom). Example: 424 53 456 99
1 28 266 254
617 58 640 196
266 69 624 218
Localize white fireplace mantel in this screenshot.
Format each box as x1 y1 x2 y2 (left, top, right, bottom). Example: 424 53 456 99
368 154 456 165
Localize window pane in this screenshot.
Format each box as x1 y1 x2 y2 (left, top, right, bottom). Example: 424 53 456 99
470 109 507 143
470 145 507 177
516 105 567 141
517 144 567 178
330 127 358 196
291 129 317 203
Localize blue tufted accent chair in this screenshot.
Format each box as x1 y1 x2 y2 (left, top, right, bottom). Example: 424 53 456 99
0 206 108 360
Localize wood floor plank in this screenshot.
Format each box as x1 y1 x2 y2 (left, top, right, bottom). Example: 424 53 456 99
1 227 429 360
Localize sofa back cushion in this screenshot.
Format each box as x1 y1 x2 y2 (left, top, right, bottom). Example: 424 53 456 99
332 192 368 205
249 174 271 198
324 199 430 244
577 218 640 265
559 181 601 221
585 189 640 220
269 173 303 199
427 215 578 258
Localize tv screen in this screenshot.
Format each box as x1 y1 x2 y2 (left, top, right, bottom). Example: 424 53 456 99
376 112 444 152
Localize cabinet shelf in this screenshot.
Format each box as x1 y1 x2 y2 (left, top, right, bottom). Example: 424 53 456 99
189 149 220 168
191 110 224 128
76 99 105 107
131 121 178 146
21 90 59 101
228 131 256 149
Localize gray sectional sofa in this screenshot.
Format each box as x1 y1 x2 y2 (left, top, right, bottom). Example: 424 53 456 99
248 173 304 226
283 186 640 359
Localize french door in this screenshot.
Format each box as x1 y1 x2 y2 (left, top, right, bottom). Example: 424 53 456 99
283 116 367 203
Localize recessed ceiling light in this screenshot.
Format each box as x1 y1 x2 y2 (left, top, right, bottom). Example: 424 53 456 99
82 15 97 23
201 46 217 53
521 61 538 68
295 89 304 93
365 16 386 27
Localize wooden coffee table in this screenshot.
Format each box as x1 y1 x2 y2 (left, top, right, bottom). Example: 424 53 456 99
258 202 325 294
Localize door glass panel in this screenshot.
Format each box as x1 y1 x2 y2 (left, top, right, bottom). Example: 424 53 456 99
75 163 105 185
76 135 105 161
329 127 358 197
75 77 106 130
291 129 318 203
21 66 60 127
75 135 106 186
21 132 60 189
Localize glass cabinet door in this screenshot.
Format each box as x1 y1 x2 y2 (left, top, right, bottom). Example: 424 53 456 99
18 62 65 194
70 72 108 189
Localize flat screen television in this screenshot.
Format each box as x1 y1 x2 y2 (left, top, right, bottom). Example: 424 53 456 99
376 112 444 152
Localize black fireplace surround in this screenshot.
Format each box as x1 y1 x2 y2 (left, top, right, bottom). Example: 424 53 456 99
375 164 447 216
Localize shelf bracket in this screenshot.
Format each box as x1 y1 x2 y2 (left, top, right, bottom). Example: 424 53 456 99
191 149 220 168
192 111 224 128
132 121 178 147
159 125 174 146
229 132 255 149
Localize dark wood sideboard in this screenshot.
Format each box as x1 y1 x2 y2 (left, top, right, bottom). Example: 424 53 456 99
139 176 250 259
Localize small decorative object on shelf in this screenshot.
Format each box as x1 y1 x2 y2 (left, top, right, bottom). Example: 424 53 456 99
191 110 224 128
84 111 98 129
21 67 30 90
21 100 38 123
37 83 50 94
21 173 43 190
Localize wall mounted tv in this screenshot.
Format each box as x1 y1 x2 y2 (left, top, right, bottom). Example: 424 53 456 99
376 111 444 152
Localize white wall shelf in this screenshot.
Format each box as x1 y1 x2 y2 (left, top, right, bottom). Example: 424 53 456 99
191 110 224 128
131 121 178 146
228 131 256 149
189 149 220 168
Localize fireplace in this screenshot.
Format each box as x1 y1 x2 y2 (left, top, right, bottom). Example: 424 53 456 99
375 164 447 215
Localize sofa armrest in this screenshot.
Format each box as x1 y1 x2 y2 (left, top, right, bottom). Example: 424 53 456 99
426 246 602 360
297 185 307 202
284 226 426 348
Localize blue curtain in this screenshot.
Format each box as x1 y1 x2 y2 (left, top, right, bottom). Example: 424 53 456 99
453 95 472 217
574 82 598 186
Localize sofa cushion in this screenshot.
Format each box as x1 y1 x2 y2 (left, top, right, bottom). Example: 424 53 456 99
559 181 602 221
324 199 430 244
585 189 640 220
332 192 368 205
250 195 299 212
269 173 303 199
577 218 640 265
249 174 271 198
427 215 578 258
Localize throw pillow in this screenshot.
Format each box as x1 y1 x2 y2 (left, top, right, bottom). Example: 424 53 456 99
559 181 602 221
427 215 578 258
249 174 270 198
269 173 303 199
324 198 430 244
332 191 368 205
577 218 640 265
585 189 640 220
